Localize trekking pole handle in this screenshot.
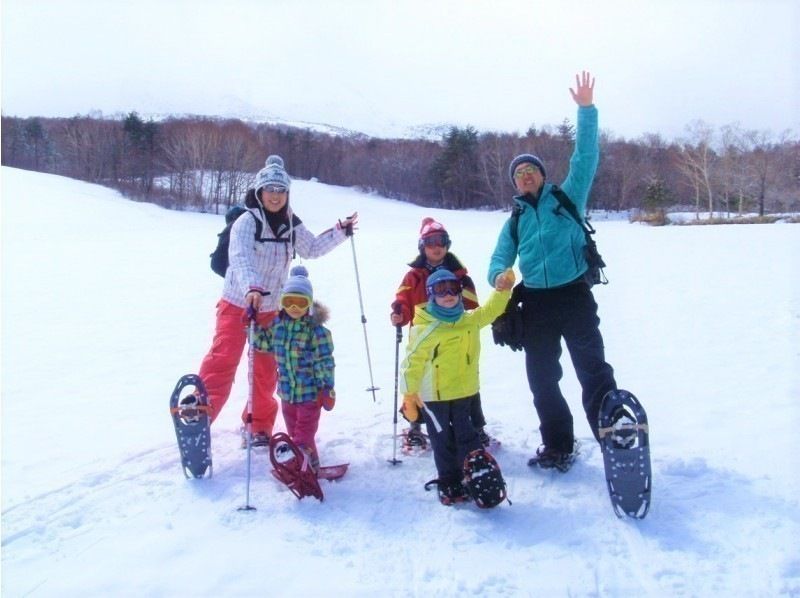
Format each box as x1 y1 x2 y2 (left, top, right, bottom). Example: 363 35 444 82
393 304 403 342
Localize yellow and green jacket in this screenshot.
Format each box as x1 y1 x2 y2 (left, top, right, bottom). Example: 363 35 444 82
399 289 510 402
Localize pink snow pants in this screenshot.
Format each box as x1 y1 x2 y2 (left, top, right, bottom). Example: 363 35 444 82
198 300 279 435
282 401 322 459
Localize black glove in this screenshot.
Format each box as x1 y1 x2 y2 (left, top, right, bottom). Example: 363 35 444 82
491 306 524 352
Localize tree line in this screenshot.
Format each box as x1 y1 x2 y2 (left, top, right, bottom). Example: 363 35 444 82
2 112 798 218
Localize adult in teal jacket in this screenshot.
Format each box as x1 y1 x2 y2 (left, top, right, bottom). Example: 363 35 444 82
488 71 617 471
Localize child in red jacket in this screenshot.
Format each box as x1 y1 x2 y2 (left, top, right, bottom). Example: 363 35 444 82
390 217 496 451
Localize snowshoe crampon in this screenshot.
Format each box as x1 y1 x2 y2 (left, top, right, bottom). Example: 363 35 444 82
462 449 508 508
268 432 324 501
169 374 213 479
598 389 651 519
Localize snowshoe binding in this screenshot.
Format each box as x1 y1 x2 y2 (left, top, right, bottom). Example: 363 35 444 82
598 389 651 519
424 478 471 506
463 449 508 508
268 432 324 501
169 374 213 479
527 441 579 473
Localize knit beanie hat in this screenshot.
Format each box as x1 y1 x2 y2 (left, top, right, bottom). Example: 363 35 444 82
253 155 291 194
508 153 546 186
418 217 451 250
282 265 313 299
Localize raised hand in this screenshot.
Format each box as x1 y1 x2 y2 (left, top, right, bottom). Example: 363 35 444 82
570 71 595 106
337 212 359 236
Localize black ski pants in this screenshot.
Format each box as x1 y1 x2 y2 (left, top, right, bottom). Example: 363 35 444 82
520 282 616 452
421 395 483 485
413 392 486 429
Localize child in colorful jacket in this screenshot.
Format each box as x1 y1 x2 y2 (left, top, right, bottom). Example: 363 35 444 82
400 268 515 505
390 218 497 450
251 266 335 470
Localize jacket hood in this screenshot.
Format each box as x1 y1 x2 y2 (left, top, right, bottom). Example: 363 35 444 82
311 301 330 325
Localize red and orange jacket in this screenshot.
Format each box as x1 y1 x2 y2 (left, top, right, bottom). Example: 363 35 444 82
391 253 479 327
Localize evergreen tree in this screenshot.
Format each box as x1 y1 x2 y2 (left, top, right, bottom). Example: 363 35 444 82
123 112 158 193
642 177 672 216
430 126 481 208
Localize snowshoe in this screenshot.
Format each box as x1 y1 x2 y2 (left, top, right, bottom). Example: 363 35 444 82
598 389 651 519
527 441 579 473
268 432 324 501
401 425 430 456
169 374 213 479
424 478 471 506
317 463 350 481
463 449 508 508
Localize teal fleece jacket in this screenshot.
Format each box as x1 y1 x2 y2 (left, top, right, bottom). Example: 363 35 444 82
488 105 599 289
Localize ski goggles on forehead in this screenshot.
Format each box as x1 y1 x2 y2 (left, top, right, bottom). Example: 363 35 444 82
420 233 450 248
429 279 462 297
280 294 310 310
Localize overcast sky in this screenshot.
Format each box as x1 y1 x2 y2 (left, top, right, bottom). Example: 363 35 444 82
2 0 798 140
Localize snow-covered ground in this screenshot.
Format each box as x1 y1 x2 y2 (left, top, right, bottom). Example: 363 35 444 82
2 166 799 596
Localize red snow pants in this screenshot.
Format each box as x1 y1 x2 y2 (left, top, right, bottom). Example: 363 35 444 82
198 300 279 435
282 400 322 460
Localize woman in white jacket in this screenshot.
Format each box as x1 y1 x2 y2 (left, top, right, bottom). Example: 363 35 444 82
198 155 357 445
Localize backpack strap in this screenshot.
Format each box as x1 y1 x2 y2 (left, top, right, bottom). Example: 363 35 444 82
251 209 299 254
247 210 263 241
508 186 595 249
550 185 596 236
508 204 524 251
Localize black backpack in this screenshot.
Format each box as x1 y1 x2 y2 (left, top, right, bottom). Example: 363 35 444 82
209 207 262 277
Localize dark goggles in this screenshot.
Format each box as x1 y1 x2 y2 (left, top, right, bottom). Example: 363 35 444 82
428 279 462 297
420 233 450 248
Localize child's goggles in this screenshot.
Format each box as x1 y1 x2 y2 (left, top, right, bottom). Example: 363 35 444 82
420 233 450 248
280 293 310 310
428 279 462 297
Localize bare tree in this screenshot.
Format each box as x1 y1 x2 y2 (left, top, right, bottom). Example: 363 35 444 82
678 120 716 219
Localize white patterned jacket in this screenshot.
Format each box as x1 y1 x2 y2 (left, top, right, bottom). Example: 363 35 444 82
222 206 346 312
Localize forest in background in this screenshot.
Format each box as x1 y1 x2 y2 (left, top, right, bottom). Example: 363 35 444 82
2 112 798 222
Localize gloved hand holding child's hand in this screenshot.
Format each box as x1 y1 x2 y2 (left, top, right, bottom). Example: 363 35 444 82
317 388 336 411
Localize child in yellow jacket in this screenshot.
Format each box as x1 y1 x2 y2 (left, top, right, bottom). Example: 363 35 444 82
400 267 515 507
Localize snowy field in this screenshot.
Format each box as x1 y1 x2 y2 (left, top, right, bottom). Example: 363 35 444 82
2 166 799 596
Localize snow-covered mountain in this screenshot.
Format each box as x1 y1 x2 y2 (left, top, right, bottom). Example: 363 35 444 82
2 167 799 595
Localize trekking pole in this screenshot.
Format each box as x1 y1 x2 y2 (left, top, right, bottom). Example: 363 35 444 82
238 311 257 512
388 305 403 466
348 234 379 401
